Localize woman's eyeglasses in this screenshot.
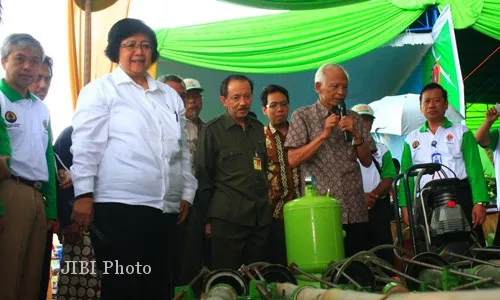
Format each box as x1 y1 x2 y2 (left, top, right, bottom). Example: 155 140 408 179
120 42 152 51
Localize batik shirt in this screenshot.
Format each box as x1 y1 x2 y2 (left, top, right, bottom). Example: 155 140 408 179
265 123 301 219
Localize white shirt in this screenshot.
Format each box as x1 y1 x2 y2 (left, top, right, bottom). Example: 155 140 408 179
405 122 468 189
71 67 197 212
0 85 50 181
359 143 388 192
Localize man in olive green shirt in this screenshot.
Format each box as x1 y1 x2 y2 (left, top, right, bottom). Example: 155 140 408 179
195 75 272 270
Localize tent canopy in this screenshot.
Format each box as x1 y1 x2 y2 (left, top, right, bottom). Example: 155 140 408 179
155 0 498 75
156 0 424 74
220 0 499 38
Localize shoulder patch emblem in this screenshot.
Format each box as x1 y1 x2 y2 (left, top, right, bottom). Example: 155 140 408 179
43 119 48 129
446 133 454 142
5 111 17 123
412 140 419 149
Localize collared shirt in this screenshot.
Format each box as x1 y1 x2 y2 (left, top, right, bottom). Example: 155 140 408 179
359 143 396 193
265 123 301 219
0 79 57 219
284 100 376 224
71 66 197 212
399 118 488 207
486 129 500 208
195 111 272 227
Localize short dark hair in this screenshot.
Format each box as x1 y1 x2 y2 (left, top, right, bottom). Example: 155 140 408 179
392 158 400 172
105 18 159 64
220 75 253 97
43 55 53 73
157 74 184 86
260 84 289 107
419 82 448 103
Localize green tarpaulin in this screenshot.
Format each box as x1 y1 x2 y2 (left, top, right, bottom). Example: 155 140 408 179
219 0 368 10
156 0 422 73
156 0 499 73
220 0 500 38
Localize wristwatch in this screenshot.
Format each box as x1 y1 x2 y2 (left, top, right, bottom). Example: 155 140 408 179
352 136 364 147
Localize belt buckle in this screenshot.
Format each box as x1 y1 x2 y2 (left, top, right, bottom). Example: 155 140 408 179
34 181 43 190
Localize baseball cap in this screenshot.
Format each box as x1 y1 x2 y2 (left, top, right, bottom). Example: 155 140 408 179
351 104 375 118
184 78 204 92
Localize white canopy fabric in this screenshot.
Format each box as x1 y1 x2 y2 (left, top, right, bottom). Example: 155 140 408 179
370 93 464 136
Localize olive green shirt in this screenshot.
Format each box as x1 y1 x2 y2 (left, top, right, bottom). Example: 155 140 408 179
195 111 272 227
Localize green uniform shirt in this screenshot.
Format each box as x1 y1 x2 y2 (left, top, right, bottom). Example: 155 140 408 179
0 79 56 219
381 150 396 179
487 129 499 151
399 118 488 207
195 111 272 227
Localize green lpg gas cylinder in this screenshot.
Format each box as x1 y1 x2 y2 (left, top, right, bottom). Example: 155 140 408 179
283 176 345 273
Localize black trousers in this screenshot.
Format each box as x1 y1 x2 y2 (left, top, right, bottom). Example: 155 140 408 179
268 218 287 266
173 203 203 290
211 218 270 270
367 196 394 265
91 203 171 300
38 230 53 300
343 222 370 257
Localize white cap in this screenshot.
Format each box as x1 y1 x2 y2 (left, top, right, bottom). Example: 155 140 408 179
351 104 375 118
184 78 204 91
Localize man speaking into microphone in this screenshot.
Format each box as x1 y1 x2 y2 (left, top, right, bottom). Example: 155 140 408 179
284 63 376 256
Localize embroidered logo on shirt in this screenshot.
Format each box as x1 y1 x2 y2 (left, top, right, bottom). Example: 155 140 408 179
43 119 48 129
5 111 17 123
446 133 454 142
412 140 420 149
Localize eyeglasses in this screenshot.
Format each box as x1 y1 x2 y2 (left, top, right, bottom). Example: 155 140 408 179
266 101 289 109
120 42 152 51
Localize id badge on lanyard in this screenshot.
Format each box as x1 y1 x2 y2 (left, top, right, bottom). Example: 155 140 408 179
431 140 442 164
253 151 262 171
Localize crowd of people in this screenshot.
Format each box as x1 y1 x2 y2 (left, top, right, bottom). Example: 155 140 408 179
0 17 498 300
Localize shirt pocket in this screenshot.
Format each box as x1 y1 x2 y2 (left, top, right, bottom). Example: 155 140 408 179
445 141 462 159
220 148 245 173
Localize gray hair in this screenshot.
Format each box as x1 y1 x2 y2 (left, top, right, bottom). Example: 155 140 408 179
314 63 349 85
157 74 185 87
1 33 44 61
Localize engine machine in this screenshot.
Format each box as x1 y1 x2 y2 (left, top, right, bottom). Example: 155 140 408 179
393 163 478 256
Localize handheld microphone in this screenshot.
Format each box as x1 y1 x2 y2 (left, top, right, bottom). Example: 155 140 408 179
338 102 352 142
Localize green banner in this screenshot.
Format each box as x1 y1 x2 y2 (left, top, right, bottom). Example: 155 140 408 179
422 5 464 115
